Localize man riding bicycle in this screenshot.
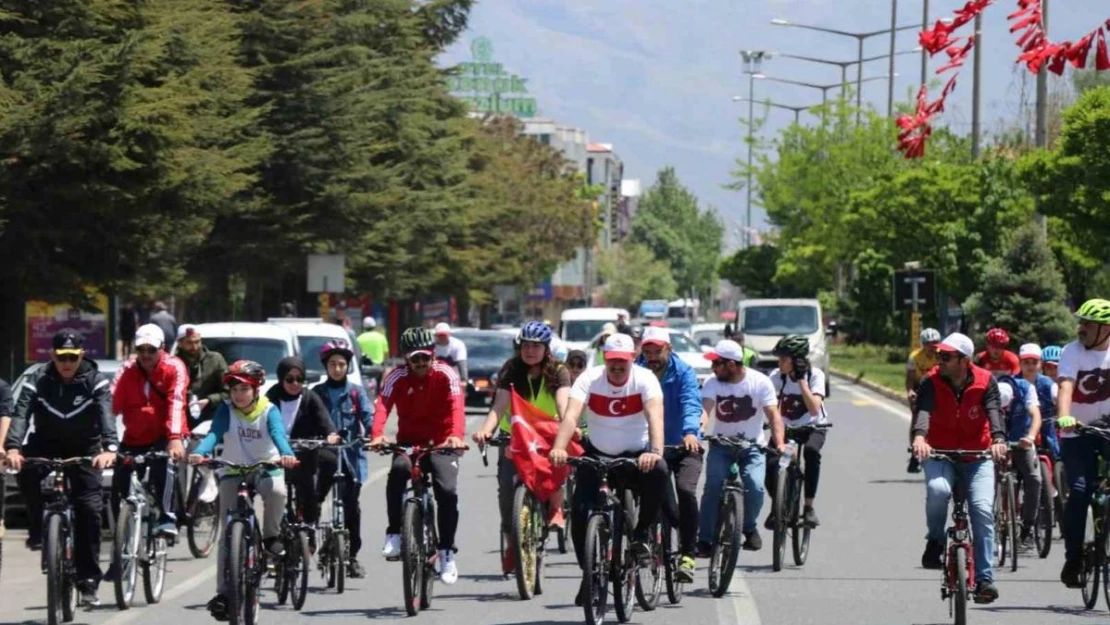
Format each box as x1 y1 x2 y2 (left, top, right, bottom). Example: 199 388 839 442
1017 343 1059 461
5 330 119 607
1055 299 1110 588
175 324 228 427
371 327 466 585
975 328 1020 377
433 323 469 383
996 374 1042 551
911 332 1006 604
1041 345 1062 381
550 333 668 607
906 328 941 473
637 326 705 583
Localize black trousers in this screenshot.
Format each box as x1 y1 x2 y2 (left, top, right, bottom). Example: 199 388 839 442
766 428 827 501
316 449 364 557
111 442 175 523
664 449 703 556
386 452 459 551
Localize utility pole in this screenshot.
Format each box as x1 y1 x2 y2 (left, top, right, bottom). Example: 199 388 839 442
888 0 898 116
971 12 982 158
741 50 769 249
1034 0 1049 232
921 0 929 86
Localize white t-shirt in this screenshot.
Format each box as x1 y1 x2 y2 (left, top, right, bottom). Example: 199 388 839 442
435 336 468 363
1058 340 1110 434
769 368 829 427
570 364 663 455
701 369 777 446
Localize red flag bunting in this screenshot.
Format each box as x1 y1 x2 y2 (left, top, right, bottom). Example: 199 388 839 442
507 388 583 503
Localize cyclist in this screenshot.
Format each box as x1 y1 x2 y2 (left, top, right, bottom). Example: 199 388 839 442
1017 343 1059 461
264 356 340 530
4 330 118 606
697 339 785 554
722 326 760 367
311 339 374 578
1054 299 1110 588
765 335 829 529
590 322 618 366
996 374 1042 551
357 316 390 365
910 332 1006 604
906 328 941 473
175 324 228 427
550 335 570 363
549 333 668 606
109 323 189 548
636 326 704 581
975 327 1020 377
629 325 645 359
371 327 466 585
189 360 298 620
1041 344 1062 381
566 349 588 383
472 321 570 573
433 322 469 382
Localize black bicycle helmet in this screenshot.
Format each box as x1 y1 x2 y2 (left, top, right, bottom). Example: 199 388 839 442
400 327 435 355
772 334 810 358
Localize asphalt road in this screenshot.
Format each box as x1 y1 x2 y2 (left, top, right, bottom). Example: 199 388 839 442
0 388 1098 625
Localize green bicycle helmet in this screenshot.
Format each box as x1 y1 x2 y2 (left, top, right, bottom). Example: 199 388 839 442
772 334 810 358
400 327 435 355
1076 299 1110 325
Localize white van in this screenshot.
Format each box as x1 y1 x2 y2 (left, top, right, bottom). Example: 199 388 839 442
559 307 626 351
736 298 828 378
190 322 299 394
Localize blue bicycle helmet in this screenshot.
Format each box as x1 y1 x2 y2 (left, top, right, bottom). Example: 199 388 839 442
1042 345 1062 363
520 320 553 344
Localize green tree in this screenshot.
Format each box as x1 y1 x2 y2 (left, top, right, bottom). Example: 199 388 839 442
597 243 677 310
628 167 723 299
719 243 803 298
963 221 1073 347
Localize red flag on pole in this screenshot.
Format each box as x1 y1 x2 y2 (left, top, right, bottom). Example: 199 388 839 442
508 388 583 502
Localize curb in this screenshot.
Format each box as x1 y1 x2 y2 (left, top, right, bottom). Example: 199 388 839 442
829 367 907 405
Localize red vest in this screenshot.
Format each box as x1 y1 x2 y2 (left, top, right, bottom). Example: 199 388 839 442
925 364 994 451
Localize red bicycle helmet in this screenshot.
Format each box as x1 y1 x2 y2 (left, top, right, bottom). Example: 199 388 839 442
986 328 1010 348
319 339 355 365
223 360 266 388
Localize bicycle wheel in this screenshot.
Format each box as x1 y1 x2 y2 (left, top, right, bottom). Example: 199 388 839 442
1035 459 1053 559
954 546 968 625
401 501 423 616
662 515 684 605
45 515 67 625
994 482 1008 568
709 489 742 597
334 531 348 594
771 465 788 572
1082 503 1100 610
275 531 290 605
512 484 539 600
1101 499 1110 612
582 514 610 625
634 518 662 611
290 530 312 611
420 500 438 610
112 502 140 609
186 470 219 559
142 532 168 604
790 468 811 566
1005 476 1018 572
612 501 636 624
561 476 574 555
226 522 252 625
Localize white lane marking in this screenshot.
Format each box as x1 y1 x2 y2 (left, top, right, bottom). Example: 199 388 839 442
99 465 391 625
840 384 910 422
718 572 763 625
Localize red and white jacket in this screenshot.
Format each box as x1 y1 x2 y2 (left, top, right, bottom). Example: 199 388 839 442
372 362 464 446
111 353 190 446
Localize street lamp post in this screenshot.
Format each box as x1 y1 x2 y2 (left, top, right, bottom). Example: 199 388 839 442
756 75 894 126
732 96 820 125
774 49 921 102
741 50 770 249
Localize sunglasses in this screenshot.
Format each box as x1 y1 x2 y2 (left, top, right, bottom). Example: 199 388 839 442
284 376 305 384
936 351 961 363
409 354 432 364
1020 359 1040 365
136 347 159 355
710 359 737 368
54 354 80 363
567 361 586 369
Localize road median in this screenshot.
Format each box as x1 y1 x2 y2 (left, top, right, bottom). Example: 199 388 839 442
828 344 907 405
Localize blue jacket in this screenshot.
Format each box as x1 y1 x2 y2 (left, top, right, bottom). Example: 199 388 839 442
999 375 1036 443
634 352 702 445
312 379 374 482
1031 373 1060 458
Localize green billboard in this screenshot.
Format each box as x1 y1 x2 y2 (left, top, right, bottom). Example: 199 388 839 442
447 37 538 118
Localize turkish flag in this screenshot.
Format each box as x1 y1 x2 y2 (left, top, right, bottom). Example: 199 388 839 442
508 388 583 502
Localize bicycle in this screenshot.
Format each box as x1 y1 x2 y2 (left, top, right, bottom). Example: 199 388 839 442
312 437 366 594
200 459 280 625
111 450 173 610
993 446 1019 572
272 439 324 611
704 435 759 597
176 430 221 559
375 442 468 617
24 457 94 625
1031 441 1056 559
567 455 642 625
1071 422 1110 611
770 423 832 572
635 444 692 611
920 449 992 625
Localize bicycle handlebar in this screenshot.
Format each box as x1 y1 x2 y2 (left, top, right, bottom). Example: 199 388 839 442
371 443 470 457
705 435 759 451
906 448 993 461
116 451 171 464
289 438 368 451
23 457 95 469
786 423 833 432
478 434 511 467
199 459 282 472
566 456 640 471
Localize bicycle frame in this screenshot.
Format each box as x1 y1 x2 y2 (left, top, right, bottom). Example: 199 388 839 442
30 460 83 575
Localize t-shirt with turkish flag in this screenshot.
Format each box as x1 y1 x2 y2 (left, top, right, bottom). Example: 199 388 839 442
1057 340 1110 436
701 369 777 446
975 350 1020 377
770 367 829 427
569 364 663 456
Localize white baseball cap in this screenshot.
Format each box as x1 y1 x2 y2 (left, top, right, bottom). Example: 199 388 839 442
176 324 199 341
998 379 1014 410
641 327 671 347
602 333 636 361
135 324 165 349
434 322 451 335
937 332 974 358
1019 343 1042 360
363 316 376 329
705 340 746 363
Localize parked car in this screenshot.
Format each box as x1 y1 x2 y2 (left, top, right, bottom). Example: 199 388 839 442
452 329 516 409
267 318 368 393
691 322 728 348
665 329 713 386
191 322 298 395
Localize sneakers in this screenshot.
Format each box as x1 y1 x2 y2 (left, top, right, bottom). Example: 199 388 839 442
77 579 101 607
630 541 653 569
676 555 696 583
921 539 944 570
742 530 762 551
25 537 42 551
974 580 999 604
764 511 777 531
695 540 712 559
574 579 587 606
802 506 820 528
1061 559 1084 588
439 550 458 584
907 456 922 473
207 594 229 621
501 533 516 574
348 558 366 578
155 521 179 538
381 534 401 560
263 537 285 557
101 563 119 583
548 506 566 530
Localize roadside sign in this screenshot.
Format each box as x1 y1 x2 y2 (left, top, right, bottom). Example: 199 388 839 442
893 270 936 312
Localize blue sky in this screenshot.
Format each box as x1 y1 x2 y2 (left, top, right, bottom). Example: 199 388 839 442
440 0 1106 249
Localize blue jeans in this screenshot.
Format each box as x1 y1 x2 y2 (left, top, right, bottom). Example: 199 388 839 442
1062 435 1110 562
699 443 765 541
924 458 995 583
